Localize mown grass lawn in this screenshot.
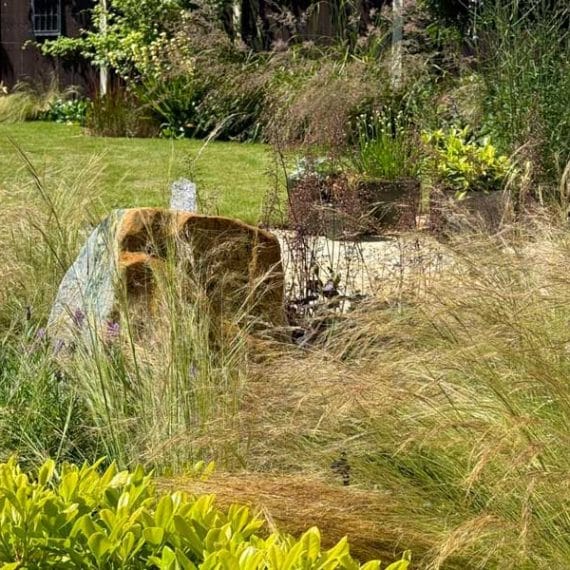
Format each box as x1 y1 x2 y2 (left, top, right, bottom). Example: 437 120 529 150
0 122 272 225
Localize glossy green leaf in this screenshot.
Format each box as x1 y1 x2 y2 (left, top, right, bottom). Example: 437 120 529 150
87 532 113 560
144 525 165 546
37 459 56 486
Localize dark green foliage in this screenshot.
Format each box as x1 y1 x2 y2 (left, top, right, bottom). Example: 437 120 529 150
133 75 197 139
421 0 479 34
188 56 267 141
478 0 570 181
85 88 160 138
40 98 89 125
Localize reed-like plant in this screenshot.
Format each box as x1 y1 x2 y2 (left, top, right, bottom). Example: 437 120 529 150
62 240 253 473
478 0 570 187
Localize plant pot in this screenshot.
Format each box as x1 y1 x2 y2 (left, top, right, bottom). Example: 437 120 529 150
288 174 356 238
428 189 511 235
356 178 421 232
288 175 421 238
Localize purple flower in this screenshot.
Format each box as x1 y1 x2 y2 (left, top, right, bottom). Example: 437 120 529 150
27 327 48 355
72 308 85 328
106 321 120 341
53 339 65 355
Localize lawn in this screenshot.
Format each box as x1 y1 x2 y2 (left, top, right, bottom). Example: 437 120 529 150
0 122 272 225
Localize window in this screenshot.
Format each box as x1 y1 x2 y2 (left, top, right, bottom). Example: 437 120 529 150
32 0 62 37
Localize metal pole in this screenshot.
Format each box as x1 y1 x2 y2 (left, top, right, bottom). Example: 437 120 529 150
391 0 403 90
99 0 108 96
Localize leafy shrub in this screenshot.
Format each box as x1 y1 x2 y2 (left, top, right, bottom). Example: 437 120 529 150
189 59 267 141
422 126 510 194
165 13 268 141
0 457 410 569
42 4 266 142
40 97 89 125
135 75 197 139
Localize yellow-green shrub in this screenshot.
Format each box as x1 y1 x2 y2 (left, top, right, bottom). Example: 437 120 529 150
0 458 409 569
422 126 510 195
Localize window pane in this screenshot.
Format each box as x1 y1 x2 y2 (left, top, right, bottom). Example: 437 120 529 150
32 0 62 36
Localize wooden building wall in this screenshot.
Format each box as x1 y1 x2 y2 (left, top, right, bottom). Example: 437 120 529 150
0 0 94 90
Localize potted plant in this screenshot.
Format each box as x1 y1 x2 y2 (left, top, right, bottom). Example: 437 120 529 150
349 111 422 232
422 126 512 234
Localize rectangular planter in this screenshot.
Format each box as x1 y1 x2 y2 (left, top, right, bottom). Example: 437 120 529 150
428 189 511 235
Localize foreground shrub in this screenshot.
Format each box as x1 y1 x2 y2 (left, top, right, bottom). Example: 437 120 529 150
422 126 510 194
0 457 409 569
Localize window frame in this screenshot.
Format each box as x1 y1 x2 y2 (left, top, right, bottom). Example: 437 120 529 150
31 0 63 37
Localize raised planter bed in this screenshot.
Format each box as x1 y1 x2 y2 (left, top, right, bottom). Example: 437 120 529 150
356 178 421 231
288 174 421 238
428 189 511 235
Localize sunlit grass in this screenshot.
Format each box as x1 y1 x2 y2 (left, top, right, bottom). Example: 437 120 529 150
0 122 271 224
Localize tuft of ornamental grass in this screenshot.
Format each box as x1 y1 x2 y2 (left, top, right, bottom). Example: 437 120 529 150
0 92 42 123
60 241 254 473
237 212 570 568
0 245 253 474
159 472 432 565
0 81 73 123
0 147 102 332
0 146 254 473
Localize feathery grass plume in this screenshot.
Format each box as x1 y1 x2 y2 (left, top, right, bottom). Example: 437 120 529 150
60 223 282 472
238 216 570 568
0 143 101 332
159 472 426 565
0 80 77 123
0 145 104 467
